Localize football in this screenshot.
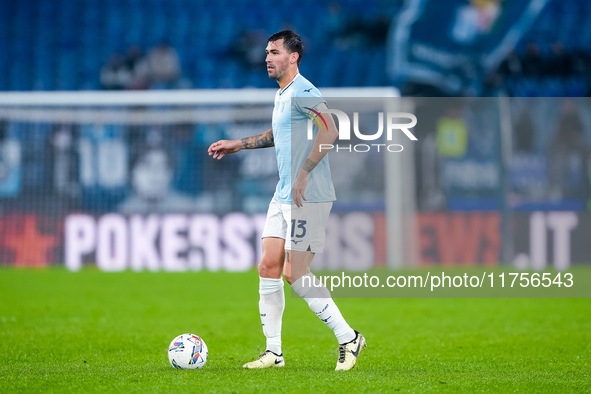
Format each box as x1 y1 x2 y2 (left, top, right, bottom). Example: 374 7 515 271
167 333 208 369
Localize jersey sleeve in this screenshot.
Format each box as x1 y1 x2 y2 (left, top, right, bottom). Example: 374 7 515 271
293 86 326 116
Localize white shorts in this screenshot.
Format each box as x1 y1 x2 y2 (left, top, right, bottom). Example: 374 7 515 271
261 199 333 253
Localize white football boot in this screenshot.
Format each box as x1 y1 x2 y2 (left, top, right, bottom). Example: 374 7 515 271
243 350 285 369
335 331 366 371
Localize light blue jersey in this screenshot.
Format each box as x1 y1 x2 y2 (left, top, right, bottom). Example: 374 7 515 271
271 74 336 204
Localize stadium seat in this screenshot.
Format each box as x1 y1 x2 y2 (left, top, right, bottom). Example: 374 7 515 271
2 0 591 93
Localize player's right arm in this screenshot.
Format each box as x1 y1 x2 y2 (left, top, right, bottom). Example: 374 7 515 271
208 129 274 160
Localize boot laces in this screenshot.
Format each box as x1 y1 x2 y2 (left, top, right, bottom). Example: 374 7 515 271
338 345 347 363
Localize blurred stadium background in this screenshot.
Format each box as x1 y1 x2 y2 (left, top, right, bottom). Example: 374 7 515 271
0 0 591 272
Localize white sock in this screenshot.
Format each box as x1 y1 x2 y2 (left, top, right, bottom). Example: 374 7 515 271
259 277 285 355
292 273 356 345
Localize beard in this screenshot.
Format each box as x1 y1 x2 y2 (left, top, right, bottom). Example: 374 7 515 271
267 65 286 81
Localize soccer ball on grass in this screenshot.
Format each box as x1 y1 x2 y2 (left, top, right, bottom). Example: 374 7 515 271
168 333 208 369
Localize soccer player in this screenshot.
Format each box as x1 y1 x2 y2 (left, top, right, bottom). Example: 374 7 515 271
208 30 365 371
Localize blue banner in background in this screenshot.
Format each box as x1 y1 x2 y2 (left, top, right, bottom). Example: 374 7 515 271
388 0 549 95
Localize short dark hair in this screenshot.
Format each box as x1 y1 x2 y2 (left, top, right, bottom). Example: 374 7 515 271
268 30 303 66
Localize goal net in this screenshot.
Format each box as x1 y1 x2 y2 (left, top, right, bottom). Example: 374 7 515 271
0 88 410 271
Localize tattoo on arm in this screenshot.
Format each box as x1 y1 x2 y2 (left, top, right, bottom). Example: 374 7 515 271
301 158 318 173
241 130 274 149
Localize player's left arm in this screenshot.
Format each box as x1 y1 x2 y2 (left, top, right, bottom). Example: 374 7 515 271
293 106 338 207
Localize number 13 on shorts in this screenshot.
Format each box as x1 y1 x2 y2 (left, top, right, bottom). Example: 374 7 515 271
291 219 307 239
288 202 331 253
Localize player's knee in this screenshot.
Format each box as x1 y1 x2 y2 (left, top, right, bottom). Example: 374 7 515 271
257 262 273 278
258 256 282 278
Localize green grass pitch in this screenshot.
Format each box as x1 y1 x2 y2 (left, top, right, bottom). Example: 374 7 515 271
1 268 590 393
